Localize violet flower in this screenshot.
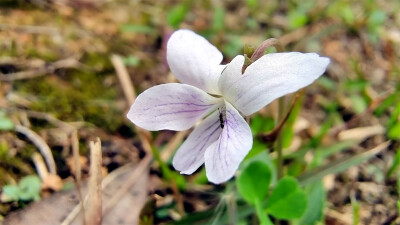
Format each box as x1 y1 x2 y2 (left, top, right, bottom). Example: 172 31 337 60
127 29 330 184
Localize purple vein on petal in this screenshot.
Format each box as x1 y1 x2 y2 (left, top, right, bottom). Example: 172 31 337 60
182 126 220 170
178 114 221 172
141 102 214 112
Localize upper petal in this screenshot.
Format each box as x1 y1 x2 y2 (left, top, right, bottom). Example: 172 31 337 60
223 52 330 116
204 102 253 184
167 29 223 94
172 110 222 174
127 83 221 131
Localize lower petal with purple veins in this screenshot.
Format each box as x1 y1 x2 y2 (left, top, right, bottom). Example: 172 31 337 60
204 102 253 184
173 110 222 174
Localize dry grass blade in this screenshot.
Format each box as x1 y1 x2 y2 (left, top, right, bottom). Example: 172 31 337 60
71 129 85 225
111 54 136 106
0 58 80 81
85 138 103 225
338 125 385 142
15 124 57 174
298 141 390 186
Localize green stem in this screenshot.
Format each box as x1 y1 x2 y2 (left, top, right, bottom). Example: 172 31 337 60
276 97 285 179
255 200 273 225
150 144 173 181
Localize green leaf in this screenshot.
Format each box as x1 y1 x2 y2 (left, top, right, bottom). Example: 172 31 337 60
298 181 325 225
212 7 225 31
250 115 275 134
18 175 41 201
243 151 277 186
341 5 355 25
1 185 20 202
0 116 14 131
167 4 189 28
237 161 271 205
265 177 307 219
350 95 367 114
389 123 400 140
298 141 390 186
317 76 336 91
119 24 155 34
288 10 308 29
222 35 243 58
122 55 140 67
245 139 268 159
282 127 294 148
246 0 258 9
343 79 368 92
387 146 400 177
374 93 397 116
368 10 386 28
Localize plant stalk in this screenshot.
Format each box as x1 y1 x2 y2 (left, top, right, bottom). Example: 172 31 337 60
276 97 285 179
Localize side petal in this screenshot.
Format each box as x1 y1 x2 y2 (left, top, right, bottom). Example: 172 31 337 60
204 102 253 184
218 55 245 93
172 110 222 174
167 29 223 94
127 83 221 131
223 52 330 116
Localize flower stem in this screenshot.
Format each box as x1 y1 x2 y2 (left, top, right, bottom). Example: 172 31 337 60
251 38 284 62
276 97 285 179
255 200 273 225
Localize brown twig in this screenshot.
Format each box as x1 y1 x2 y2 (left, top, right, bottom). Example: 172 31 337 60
71 129 85 225
15 124 57 174
0 24 59 35
60 163 136 225
0 58 80 81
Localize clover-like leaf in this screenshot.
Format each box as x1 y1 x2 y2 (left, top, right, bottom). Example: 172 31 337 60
1 185 20 202
237 160 271 205
18 175 41 201
0 115 14 131
265 176 307 219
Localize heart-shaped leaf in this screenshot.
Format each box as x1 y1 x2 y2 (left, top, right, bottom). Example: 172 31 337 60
237 161 271 205
265 176 307 219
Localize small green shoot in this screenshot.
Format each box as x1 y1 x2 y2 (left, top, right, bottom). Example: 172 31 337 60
0 111 14 131
1 175 41 202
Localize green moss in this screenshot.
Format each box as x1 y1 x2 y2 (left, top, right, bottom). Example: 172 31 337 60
15 64 123 132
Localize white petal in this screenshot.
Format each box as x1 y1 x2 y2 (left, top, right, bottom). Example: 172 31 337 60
127 83 221 131
167 29 223 94
218 55 245 93
173 110 223 174
223 52 330 116
204 102 253 184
